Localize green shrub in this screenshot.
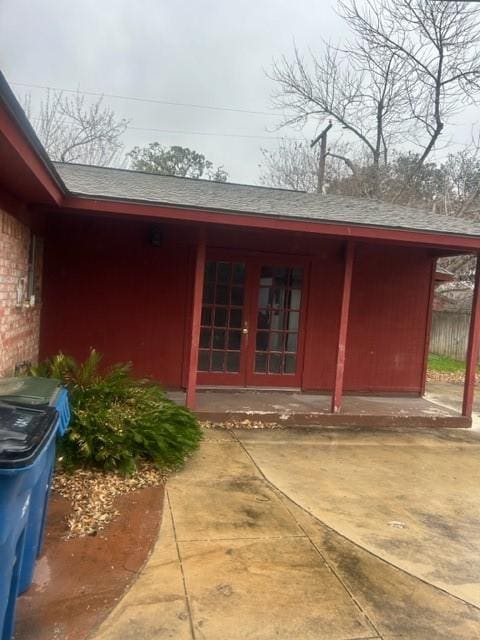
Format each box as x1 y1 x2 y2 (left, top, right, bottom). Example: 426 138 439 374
31 350 202 474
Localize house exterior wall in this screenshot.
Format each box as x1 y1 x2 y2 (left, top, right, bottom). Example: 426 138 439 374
344 244 433 393
40 214 433 394
40 214 194 386
0 193 43 375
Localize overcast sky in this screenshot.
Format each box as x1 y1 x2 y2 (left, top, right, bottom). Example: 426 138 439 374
0 0 477 184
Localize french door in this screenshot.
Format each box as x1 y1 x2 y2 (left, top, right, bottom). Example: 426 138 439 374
197 254 308 387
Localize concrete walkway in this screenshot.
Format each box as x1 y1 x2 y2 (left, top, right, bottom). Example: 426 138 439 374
91 427 480 640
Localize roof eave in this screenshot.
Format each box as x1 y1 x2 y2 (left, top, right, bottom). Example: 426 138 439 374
60 192 480 252
0 72 66 204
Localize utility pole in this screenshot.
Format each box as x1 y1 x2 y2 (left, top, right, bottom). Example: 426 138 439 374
310 120 332 194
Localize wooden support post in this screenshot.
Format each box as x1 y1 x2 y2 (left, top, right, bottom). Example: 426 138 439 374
331 241 355 414
420 256 437 397
185 229 206 410
462 254 480 418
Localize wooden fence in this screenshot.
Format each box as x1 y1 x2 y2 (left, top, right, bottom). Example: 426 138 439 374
429 310 470 360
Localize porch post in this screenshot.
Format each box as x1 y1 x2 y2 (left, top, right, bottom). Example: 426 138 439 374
462 254 480 418
331 240 355 414
185 229 206 410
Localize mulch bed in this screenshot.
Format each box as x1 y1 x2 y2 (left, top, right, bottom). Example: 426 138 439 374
14 478 164 640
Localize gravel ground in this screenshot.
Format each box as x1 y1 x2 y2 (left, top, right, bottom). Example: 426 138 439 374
52 464 166 538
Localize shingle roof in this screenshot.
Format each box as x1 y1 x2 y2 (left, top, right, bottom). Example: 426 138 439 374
54 162 480 238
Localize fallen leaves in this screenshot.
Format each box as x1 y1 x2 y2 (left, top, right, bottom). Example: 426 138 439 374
200 419 283 430
426 370 467 383
52 464 165 538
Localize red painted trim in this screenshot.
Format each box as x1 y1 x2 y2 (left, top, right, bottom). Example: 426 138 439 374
463 255 480 417
331 241 355 413
185 229 207 409
61 196 480 251
420 256 437 396
0 106 63 204
299 259 312 391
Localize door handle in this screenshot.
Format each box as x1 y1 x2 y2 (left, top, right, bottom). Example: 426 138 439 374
242 321 249 347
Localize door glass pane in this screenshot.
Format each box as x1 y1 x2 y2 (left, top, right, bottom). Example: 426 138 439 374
198 350 210 371
199 261 245 375
233 263 245 284
257 309 270 330
203 283 214 304
228 331 242 350
254 265 303 375
230 308 242 328
288 312 299 331
291 268 303 287
226 352 240 372
258 287 270 309
269 353 282 373
213 329 226 349
272 288 285 308
285 354 296 374
286 333 298 352
211 351 225 372
290 289 301 311
214 308 227 327
255 353 267 372
270 332 284 351
200 328 211 349
217 262 232 284
205 261 216 282
201 307 212 325
273 267 288 285
231 286 244 306
215 285 228 305
256 331 269 351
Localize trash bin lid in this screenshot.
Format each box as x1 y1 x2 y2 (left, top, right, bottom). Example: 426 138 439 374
0 377 61 406
0 404 58 469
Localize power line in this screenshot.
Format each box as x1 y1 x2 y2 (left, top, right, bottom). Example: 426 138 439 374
11 81 284 118
27 116 306 143
127 125 303 142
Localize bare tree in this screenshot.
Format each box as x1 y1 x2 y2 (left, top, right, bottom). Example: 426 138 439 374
259 139 369 194
270 31 409 193
24 90 129 166
270 0 480 199
259 140 320 192
338 0 480 200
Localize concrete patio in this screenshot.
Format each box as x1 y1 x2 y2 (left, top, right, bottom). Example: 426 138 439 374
168 388 470 427
91 425 480 640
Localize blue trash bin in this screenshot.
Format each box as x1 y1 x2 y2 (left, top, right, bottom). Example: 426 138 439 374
0 378 70 593
0 404 58 640
17 423 58 594
0 378 70 437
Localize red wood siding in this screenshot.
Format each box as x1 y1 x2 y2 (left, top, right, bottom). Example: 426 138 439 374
344 244 432 393
302 244 432 393
40 216 433 394
40 214 193 387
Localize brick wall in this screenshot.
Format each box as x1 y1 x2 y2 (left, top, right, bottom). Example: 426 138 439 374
0 205 43 376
